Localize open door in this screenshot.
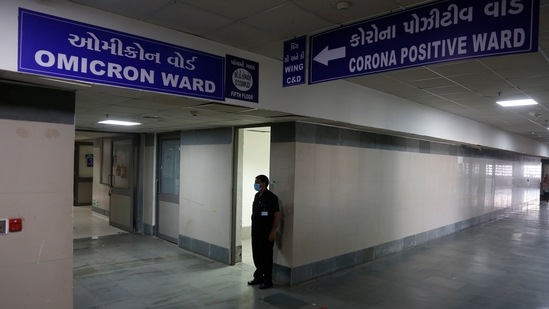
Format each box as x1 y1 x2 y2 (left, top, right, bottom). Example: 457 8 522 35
74 142 93 206
109 138 135 232
156 133 180 243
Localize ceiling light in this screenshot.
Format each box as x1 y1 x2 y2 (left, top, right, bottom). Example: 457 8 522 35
98 120 141 126
496 99 538 107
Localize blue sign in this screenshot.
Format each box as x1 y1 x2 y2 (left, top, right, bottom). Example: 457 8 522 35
85 154 93 167
309 0 539 84
18 9 225 101
225 55 259 103
283 36 306 87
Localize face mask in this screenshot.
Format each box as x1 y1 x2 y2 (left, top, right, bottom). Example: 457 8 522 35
254 183 261 191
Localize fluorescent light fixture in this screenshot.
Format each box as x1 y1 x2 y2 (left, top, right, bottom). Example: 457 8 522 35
98 120 141 126
41 77 92 88
496 99 538 107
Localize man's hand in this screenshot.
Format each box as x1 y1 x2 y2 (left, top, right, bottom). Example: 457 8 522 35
269 211 281 241
268 230 276 241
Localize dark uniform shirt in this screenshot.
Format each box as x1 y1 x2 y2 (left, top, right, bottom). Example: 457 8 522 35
251 189 279 239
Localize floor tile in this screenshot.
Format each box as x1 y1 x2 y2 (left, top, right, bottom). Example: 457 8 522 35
74 202 549 308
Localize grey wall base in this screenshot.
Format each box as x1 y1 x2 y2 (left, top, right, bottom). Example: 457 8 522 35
173 202 530 285
179 235 230 264
273 202 532 286
143 223 154 236
92 207 109 217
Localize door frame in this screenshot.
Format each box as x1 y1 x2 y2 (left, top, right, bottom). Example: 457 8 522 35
231 125 272 265
155 132 181 243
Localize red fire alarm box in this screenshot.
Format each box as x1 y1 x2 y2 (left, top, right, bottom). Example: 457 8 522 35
9 218 22 232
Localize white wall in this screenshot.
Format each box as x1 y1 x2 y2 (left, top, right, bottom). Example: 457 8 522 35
269 123 540 280
180 144 233 249
0 0 548 158
0 119 74 308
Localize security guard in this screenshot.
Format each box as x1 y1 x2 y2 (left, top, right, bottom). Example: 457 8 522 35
247 174 281 289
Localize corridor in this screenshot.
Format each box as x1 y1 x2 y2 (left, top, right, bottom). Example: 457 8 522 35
73 201 549 308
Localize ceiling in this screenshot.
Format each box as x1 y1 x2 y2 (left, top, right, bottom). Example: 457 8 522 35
3 0 549 143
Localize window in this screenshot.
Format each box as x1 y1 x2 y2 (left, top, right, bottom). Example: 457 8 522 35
495 164 513 177
523 164 541 178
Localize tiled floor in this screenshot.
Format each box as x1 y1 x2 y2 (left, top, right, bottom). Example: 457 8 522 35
73 206 127 240
74 201 549 308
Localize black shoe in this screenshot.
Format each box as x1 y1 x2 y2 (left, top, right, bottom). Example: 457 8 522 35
247 279 263 286
259 282 273 289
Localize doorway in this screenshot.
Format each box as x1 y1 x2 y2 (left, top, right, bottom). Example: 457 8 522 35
72 133 129 240
156 133 181 244
234 126 271 265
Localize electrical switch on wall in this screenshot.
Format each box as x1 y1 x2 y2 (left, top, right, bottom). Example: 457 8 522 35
9 218 22 232
0 219 8 235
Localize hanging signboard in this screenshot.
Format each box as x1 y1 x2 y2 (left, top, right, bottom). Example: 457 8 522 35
283 36 306 87
225 55 259 103
309 0 540 84
18 9 225 101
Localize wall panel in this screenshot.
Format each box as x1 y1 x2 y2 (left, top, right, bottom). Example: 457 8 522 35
271 122 540 285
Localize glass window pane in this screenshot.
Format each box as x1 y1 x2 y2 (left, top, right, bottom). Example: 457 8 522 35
160 139 180 195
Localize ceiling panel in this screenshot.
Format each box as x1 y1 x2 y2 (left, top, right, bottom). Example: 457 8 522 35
69 0 173 20
446 72 505 85
205 21 281 51
180 0 289 20
145 2 234 35
481 53 549 71
406 78 457 90
383 67 441 82
419 85 469 96
4 0 548 144
294 0 399 24
242 3 334 39
429 60 492 76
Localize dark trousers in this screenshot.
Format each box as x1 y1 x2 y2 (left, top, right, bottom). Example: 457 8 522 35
251 236 275 283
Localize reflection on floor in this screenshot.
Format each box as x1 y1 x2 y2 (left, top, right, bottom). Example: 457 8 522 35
74 201 549 308
73 205 254 265
73 206 127 239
